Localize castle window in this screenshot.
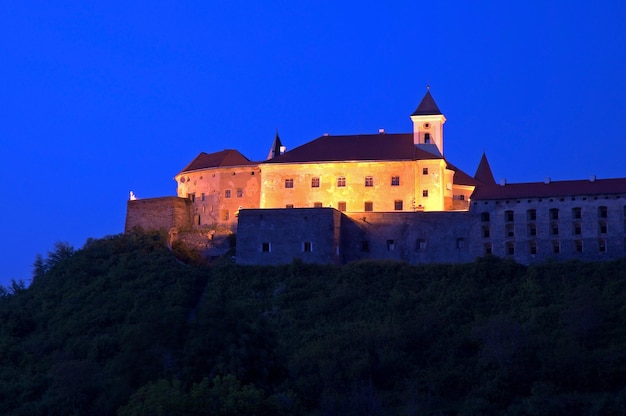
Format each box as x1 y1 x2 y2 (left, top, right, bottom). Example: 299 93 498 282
285 179 294 188
365 176 374 187
416 239 427 251
313 202 323 208
529 241 537 255
599 221 608 234
201 193 205 201
286 204 294 208
337 176 346 187
422 189 429 197
599 239 607 252
225 189 231 198
458 194 465 201
360 241 370 252
423 167 429 175
424 133 431 144
303 242 313 252
387 240 395 251
552 241 561 254
575 240 583 253
262 242 271 253
236 188 243 198
505 210 514 222
574 223 582 235
188 193 196 202
484 243 492 255
550 208 559 220
456 238 466 249
364 201 373 212
599 206 608 218
394 200 403 211
391 176 400 186
506 224 515 237
481 212 490 222
551 224 559 235
482 226 490 238
195 214 201 225
572 207 582 219
506 242 515 255
527 209 536 221
528 224 536 237
311 177 320 188
338 201 347 212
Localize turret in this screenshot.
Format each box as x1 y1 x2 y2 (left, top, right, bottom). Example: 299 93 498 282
410 87 446 156
266 130 285 160
474 152 496 185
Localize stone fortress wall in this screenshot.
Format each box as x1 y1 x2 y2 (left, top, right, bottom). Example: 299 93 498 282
469 191 626 263
124 90 626 266
235 191 626 266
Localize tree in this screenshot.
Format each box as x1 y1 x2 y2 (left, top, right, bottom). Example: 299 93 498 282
45 241 75 270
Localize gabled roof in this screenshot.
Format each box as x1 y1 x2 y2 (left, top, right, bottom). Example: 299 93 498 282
474 153 496 185
264 133 442 163
179 149 255 174
411 90 442 116
471 178 626 200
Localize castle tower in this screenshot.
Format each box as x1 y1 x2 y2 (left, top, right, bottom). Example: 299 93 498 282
474 152 496 185
410 87 446 156
266 130 284 160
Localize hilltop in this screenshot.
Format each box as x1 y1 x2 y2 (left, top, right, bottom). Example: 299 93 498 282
1 230 625 415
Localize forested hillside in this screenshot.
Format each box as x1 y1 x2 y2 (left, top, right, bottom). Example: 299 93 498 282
1 230 626 415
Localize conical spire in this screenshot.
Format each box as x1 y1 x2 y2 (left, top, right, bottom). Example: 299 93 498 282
411 86 442 116
474 152 496 185
266 130 283 160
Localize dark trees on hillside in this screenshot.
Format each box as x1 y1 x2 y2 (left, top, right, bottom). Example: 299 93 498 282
1 231 626 414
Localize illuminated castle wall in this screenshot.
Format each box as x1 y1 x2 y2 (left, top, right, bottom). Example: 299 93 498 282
171 90 476 229
126 90 626 265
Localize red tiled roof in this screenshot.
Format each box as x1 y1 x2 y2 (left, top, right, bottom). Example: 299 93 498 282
179 149 255 173
264 133 441 163
471 178 626 200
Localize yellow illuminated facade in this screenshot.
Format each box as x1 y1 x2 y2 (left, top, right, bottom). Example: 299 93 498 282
260 159 466 212
174 90 477 230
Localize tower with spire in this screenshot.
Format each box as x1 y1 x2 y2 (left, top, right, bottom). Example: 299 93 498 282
266 130 284 160
410 86 446 156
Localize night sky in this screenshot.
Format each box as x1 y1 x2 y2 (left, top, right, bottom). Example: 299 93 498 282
1 1 625 286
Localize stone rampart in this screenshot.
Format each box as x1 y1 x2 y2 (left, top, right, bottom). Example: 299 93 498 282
125 197 192 232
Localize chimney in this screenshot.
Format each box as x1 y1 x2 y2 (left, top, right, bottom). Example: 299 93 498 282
544 177 551 184
378 128 385 134
499 178 506 186
589 175 596 182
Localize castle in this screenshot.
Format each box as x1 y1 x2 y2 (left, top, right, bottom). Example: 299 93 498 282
125 89 626 265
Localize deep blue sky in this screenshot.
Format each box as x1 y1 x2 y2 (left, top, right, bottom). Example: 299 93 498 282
1 1 625 286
